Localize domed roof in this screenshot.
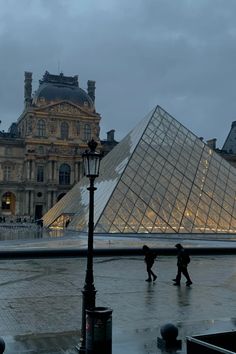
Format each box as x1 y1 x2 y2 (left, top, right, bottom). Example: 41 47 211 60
32 71 94 108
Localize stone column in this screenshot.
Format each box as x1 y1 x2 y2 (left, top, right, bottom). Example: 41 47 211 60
49 161 53 181
54 161 58 184
30 191 34 217
74 162 78 182
28 191 32 215
31 160 35 180
52 161 56 181
71 165 75 184
26 161 30 180
25 191 29 214
52 191 57 206
47 161 51 182
77 162 83 181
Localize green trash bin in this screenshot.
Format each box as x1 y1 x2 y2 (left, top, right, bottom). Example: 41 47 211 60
86 307 112 354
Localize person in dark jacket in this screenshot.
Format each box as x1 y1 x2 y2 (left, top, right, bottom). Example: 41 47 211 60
173 243 192 286
142 245 157 282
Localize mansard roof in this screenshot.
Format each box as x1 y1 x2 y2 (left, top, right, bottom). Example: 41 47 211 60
33 71 94 109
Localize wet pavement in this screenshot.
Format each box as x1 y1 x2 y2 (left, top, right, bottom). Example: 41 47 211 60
0 246 235 353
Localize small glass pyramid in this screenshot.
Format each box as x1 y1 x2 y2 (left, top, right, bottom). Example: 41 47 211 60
43 105 236 234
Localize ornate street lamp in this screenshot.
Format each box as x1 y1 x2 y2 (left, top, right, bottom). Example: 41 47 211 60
79 139 102 353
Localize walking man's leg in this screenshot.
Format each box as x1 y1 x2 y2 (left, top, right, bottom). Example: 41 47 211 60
173 266 181 285
150 269 157 281
182 267 192 286
146 265 152 282
146 264 157 282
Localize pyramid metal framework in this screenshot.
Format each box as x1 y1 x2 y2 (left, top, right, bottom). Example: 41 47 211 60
43 105 236 234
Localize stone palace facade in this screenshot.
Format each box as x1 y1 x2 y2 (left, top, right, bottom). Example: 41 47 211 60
0 71 104 222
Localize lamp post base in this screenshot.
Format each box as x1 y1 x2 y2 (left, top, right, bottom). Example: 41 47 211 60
75 343 86 353
78 287 96 353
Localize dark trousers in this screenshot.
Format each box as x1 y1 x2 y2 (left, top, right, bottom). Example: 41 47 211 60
146 263 156 280
176 265 191 284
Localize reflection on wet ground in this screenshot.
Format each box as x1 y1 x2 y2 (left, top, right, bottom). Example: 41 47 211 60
0 255 234 353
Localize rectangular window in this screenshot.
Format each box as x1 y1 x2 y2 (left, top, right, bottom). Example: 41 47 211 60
37 166 44 182
5 147 11 156
84 124 91 141
3 166 11 181
37 120 46 137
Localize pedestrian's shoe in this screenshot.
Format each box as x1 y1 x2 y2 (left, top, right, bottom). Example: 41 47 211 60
153 275 157 281
173 282 180 286
172 278 177 281
145 278 152 282
186 281 192 286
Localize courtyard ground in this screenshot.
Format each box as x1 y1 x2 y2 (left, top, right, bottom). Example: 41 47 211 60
0 236 235 353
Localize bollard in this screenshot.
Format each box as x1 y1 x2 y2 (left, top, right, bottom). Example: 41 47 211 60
0 337 5 353
157 323 181 351
86 307 112 354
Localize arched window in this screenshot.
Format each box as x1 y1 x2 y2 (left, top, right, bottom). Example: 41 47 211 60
2 192 11 210
61 122 69 139
84 124 91 141
1 192 15 214
59 164 71 185
37 120 46 137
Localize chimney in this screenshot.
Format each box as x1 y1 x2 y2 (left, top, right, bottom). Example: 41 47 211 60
207 138 217 150
24 72 32 107
107 129 115 142
87 80 96 103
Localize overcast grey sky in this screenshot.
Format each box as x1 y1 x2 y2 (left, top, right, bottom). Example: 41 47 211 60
0 0 236 147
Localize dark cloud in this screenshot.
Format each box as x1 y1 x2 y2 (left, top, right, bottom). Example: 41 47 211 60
0 0 236 147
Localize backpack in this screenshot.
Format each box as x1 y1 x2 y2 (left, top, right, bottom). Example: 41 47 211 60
183 253 191 264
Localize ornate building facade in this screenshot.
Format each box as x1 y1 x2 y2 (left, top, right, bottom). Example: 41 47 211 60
207 121 236 168
0 71 101 222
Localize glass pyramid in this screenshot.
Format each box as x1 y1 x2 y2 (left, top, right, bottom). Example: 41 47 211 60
43 105 236 234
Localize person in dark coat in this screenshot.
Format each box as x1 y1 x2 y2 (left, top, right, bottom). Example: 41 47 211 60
142 245 157 282
173 243 192 286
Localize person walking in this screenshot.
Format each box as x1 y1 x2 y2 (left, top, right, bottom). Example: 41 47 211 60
173 243 192 286
142 245 157 282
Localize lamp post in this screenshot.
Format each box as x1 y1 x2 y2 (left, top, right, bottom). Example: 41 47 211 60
79 139 102 353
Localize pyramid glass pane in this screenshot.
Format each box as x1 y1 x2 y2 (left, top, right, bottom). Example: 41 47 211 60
43 105 236 234
43 107 155 230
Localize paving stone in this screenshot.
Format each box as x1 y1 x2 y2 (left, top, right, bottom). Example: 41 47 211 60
0 252 234 353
